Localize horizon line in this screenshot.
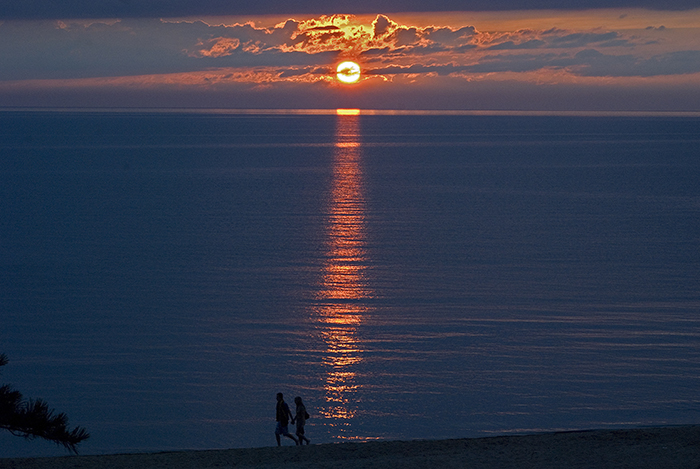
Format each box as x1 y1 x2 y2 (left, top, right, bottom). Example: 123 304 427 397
2 107 700 117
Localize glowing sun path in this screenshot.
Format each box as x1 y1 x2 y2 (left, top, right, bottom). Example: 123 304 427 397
314 113 372 439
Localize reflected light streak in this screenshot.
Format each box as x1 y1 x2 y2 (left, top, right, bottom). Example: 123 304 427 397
314 113 372 437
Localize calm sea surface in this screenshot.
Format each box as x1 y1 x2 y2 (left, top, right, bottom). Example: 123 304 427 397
1 110 699 457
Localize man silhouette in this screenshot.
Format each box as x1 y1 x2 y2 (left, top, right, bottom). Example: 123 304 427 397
275 393 299 446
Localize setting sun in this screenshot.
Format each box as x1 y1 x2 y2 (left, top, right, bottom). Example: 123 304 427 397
336 61 361 84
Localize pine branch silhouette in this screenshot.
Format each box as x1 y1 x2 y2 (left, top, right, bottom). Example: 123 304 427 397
0 353 89 454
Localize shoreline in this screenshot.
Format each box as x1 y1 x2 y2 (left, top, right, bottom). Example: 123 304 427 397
2 426 700 469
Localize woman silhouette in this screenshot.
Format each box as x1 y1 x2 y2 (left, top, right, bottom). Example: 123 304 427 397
291 396 311 445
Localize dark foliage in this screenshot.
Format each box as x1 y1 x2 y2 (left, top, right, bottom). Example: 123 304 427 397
0 353 89 454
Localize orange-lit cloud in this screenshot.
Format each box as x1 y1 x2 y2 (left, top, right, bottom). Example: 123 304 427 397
190 37 241 57
1 10 700 109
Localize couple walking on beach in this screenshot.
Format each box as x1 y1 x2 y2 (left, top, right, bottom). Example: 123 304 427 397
275 392 311 446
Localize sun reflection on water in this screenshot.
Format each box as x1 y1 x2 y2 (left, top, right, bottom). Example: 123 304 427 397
313 111 372 437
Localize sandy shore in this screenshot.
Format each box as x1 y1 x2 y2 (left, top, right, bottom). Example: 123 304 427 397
2 426 700 469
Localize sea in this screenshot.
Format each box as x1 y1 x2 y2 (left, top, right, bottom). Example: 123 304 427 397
1 109 699 458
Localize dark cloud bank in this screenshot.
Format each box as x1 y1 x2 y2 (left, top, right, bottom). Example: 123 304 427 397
1 0 699 20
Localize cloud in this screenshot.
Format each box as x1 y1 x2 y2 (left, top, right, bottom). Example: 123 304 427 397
0 17 340 80
191 37 241 57
418 47 700 77
372 15 396 38
0 14 483 80
549 31 627 48
424 26 477 46
367 63 463 76
482 29 634 51
1 13 699 90
1 0 700 20
3 68 700 112
571 49 700 76
462 53 567 74
487 39 546 50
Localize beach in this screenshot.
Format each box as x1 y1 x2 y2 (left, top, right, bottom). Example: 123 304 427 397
3 426 700 469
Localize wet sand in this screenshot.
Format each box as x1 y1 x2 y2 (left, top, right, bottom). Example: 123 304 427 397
2 426 700 469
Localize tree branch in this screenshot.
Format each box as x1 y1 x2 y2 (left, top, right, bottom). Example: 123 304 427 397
0 354 89 454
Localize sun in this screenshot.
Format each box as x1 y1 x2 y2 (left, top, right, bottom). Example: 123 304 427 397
336 61 361 84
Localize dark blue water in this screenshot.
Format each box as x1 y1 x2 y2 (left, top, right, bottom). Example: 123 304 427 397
1 110 699 457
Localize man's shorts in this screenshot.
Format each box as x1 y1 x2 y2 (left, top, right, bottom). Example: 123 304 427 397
275 422 290 435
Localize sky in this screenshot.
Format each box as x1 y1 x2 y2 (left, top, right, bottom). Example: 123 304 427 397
1 0 700 110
